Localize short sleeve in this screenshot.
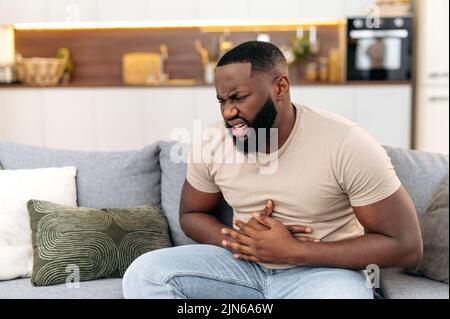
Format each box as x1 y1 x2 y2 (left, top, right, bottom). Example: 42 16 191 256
335 126 401 207
186 143 221 194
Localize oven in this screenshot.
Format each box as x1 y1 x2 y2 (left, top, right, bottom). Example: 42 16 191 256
346 16 413 81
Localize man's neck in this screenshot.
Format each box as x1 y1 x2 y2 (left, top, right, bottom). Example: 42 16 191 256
265 103 296 153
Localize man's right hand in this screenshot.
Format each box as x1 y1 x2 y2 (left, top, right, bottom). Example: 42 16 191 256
239 199 320 243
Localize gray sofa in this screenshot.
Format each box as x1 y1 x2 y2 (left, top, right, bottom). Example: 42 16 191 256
0 140 448 299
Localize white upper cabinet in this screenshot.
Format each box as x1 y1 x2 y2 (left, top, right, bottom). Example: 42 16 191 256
47 0 97 22
247 0 374 20
96 0 148 21
0 0 384 25
197 0 249 20
416 0 449 85
147 0 198 20
0 0 47 24
343 0 376 17
248 0 301 19
297 0 345 19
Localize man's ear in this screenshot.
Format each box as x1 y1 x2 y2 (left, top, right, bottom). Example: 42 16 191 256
274 76 289 101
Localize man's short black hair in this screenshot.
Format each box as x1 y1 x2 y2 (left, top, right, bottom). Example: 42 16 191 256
216 41 287 73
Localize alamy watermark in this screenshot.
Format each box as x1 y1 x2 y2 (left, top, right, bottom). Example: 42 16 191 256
364 264 380 289
65 264 80 288
168 120 280 175
65 4 81 22
366 4 381 29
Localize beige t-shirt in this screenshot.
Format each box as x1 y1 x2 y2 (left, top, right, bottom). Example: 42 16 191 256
187 103 401 269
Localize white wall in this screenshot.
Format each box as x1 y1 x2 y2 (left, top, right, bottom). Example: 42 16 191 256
0 0 376 24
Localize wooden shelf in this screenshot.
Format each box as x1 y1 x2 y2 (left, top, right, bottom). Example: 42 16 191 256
13 25 344 87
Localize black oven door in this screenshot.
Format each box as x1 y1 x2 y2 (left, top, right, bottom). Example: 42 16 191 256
347 18 412 81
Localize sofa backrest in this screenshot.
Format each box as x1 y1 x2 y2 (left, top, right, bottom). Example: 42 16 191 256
0 140 161 209
158 141 232 246
384 146 449 215
2 139 448 246
158 142 449 245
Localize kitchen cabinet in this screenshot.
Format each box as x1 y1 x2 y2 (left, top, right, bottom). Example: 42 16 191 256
298 0 345 19
248 0 302 19
0 0 382 26
247 0 369 20
144 88 196 145
147 0 198 20
0 89 44 146
414 0 449 154
415 0 449 86
138 83 408 150
96 0 147 21
290 86 355 121
42 89 96 151
93 89 147 151
46 0 97 22
194 87 222 129
0 85 412 151
223 0 374 20
197 0 249 20
343 0 376 17
354 86 412 148
291 85 412 148
0 0 384 26
415 87 449 154
0 0 47 24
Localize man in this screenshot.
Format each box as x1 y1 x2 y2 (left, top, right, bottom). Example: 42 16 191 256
123 41 422 299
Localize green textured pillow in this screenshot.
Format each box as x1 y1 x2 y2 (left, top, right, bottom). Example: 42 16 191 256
27 200 172 286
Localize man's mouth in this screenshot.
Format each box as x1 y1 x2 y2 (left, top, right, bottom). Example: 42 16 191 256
230 123 249 138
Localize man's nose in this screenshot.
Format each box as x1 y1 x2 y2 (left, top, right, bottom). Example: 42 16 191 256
221 102 239 120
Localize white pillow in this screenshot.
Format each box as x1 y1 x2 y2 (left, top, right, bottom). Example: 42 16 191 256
0 167 77 280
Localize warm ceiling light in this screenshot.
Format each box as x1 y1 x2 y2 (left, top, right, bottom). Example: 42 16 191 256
13 18 346 31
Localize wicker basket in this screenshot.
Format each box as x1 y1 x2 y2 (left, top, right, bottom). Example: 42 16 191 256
16 56 67 86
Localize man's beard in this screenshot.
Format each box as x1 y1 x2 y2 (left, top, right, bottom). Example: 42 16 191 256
225 97 278 153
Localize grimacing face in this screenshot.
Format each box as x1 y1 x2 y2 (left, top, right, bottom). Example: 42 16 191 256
214 63 279 152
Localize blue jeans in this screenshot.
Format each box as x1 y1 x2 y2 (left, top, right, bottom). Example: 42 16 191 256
122 244 374 299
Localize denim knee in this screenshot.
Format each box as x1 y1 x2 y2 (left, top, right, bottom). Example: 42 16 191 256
122 248 175 299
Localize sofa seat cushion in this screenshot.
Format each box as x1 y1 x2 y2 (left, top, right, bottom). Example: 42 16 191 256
380 268 449 299
0 278 123 299
0 140 161 209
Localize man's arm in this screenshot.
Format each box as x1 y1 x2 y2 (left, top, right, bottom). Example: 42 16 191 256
179 180 227 247
223 186 423 269
290 185 423 269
